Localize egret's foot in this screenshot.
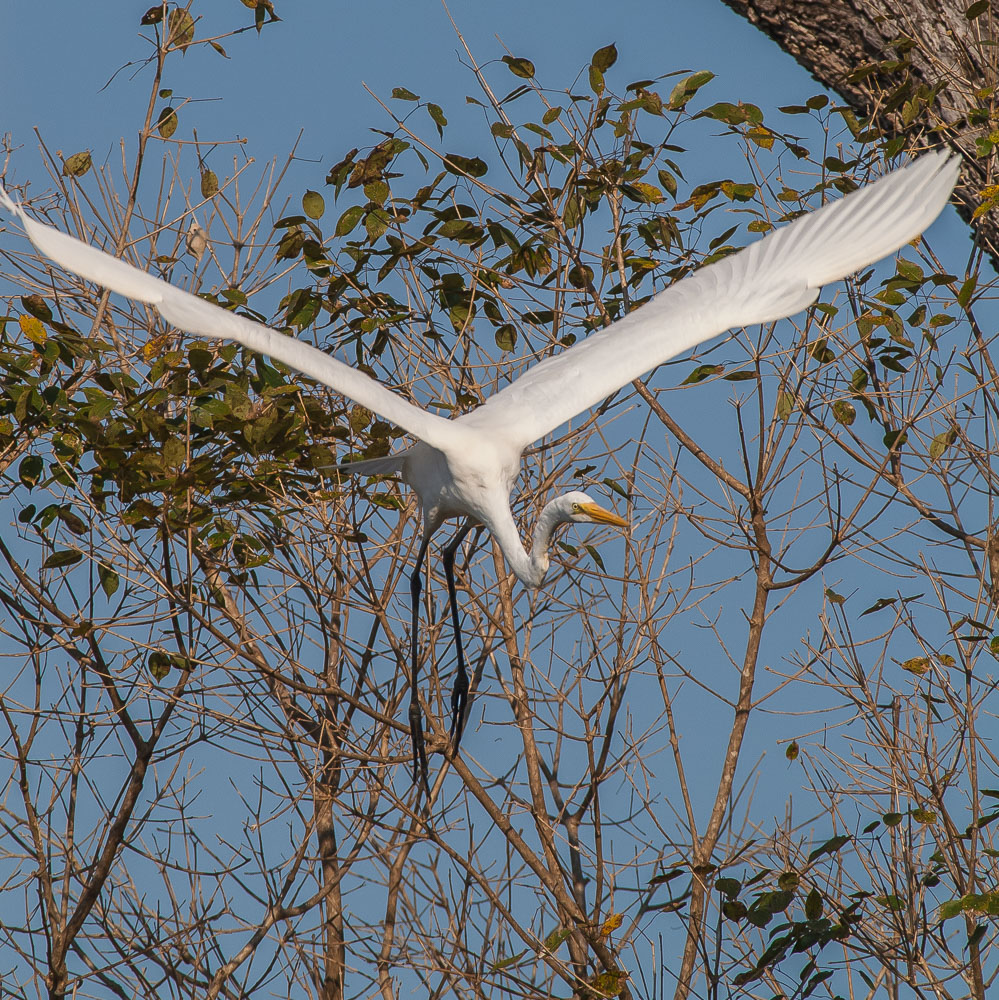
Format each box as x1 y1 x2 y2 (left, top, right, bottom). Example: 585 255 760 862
409 702 430 797
449 665 469 750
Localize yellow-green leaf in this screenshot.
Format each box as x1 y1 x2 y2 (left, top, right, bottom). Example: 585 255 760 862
501 55 535 79
832 400 856 426
167 8 195 48
667 70 714 110
200 169 219 198
19 315 46 346
157 106 178 139
335 205 364 237
591 43 617 72
929 428 956 461
302 189 325 219
62 151 92 177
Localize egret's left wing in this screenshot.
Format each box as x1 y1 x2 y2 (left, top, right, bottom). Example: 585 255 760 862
0 189 466 453
460 151 959 451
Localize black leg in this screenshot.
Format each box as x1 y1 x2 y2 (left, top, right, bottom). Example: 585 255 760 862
442 521 474 751
409 535 432 797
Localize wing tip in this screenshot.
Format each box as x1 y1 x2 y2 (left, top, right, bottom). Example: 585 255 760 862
0 183 22 219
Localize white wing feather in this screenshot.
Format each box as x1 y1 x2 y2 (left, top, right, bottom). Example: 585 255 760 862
0 189 463 453
460 151 959 451
2 152 958 460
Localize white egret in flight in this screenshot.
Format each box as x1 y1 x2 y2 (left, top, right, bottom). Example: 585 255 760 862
0 151 959 790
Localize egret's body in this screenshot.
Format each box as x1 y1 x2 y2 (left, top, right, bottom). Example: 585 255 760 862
0 151 960 790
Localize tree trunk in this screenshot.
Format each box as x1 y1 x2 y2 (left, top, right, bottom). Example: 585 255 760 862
719 0 998 266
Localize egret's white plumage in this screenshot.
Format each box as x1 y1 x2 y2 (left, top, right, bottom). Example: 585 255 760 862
0 151 960 788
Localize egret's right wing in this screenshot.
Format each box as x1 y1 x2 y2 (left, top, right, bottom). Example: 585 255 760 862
461 151 959 451
0 189 463 453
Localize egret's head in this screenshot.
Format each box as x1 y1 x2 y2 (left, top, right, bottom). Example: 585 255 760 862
558 491 629 529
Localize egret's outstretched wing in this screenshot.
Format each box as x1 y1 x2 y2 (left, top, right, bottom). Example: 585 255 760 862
461 151 959 451
0 189 463 453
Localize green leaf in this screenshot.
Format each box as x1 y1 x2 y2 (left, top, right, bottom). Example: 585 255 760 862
667 70 714 110
896 258 924 282
494 325 517 352
302 189 325 219
167 8 195 48
99 563 120 598
42 548 83 570
777 391 794 421
883 428 908 449
625 182 662 204
157 105 178 139
715 877 741 898
804 888 823 920
391 87 419 101
427 102 447 134
832 400 856 426
807 833 851 862
588 971 628 997
490 949 527 971
929 428 956 461
824 587 845 605
785 741 799 761
682 363 723 385
877 894 904 911
148 651 172 682
501 55 535 79
591 43 617 72
862 597 897 616
967 0 989 18
957 274 978 307
542 927 572 951
444 154 488 178
18 455 44 488
62 151 92 177
21 294 52 322
200 169 219 198
777 871 799 891
335 205 364 237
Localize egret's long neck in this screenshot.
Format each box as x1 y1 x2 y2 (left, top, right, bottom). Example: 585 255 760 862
489 501 565 588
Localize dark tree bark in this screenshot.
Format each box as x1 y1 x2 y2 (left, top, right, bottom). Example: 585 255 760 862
719 0 998 267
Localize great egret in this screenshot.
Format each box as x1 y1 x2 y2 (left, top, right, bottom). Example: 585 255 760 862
0 151 959 789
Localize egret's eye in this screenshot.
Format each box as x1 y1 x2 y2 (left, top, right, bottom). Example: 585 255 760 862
572 503 580 512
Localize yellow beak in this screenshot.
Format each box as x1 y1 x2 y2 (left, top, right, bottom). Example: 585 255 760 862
578 501 629 529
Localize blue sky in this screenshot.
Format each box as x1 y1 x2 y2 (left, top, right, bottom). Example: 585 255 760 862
3 2 818 188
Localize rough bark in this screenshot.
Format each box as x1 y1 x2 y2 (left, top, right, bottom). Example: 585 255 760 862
719 0 999 267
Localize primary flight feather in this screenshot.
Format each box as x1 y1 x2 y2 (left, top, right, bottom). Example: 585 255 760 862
0 150 960 791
